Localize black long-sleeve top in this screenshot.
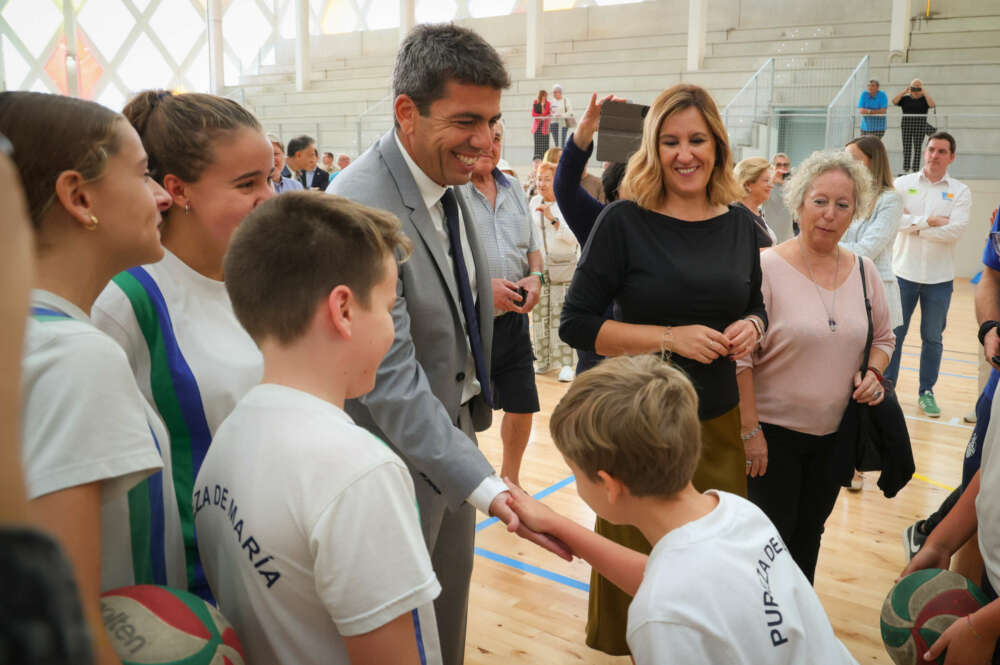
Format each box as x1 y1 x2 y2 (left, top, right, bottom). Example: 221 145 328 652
560 200 767 419
554 134 604 246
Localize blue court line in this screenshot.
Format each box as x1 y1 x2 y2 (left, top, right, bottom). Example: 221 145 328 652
474 547 590 592
900 366 976 380
901 351 979 366
475 475 576 532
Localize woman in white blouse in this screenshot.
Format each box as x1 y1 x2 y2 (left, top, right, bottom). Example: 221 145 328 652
530 160 579 381
550 84 574 150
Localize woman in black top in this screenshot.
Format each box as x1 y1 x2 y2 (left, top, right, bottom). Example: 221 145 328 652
734 156 777 249
559 84 766 656
892 79 936 173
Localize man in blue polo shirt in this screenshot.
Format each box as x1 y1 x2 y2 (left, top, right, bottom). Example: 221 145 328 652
858 79 888 138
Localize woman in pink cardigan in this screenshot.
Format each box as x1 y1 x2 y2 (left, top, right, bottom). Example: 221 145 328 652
736 150 895 584
531 89 551 160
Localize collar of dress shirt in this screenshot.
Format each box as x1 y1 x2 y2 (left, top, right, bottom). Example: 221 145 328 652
918 168 954 188
394 131 448 211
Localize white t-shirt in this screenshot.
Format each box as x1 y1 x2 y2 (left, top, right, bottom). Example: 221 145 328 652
23 290 184 591
194 384 443 665
976 387 1000 591
529 195 579 263
627 491 858 665
93 249 263 597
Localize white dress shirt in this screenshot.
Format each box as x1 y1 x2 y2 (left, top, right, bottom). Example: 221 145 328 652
393 134 506 514
892 170 972 284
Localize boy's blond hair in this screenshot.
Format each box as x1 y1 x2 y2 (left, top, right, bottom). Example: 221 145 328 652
550 355 701 497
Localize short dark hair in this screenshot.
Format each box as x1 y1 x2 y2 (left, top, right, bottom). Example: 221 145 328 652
602 162 627 203
868 79 879 87
286 135 315 157
928 131 956 154
224 192 412 345
393 23 510 116
322 151 334 159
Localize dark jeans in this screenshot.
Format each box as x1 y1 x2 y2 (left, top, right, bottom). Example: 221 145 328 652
901 117 926 172
861 128 886 138
885 277 954 394
747 423 841 584
922 369 999 535
551 122 566 149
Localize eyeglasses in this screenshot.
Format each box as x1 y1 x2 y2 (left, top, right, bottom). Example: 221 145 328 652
910 87 922 92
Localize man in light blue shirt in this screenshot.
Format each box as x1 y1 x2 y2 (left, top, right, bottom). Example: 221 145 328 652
858 79 888 138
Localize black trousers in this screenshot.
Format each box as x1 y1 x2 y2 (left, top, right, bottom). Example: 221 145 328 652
747 423 842 584
901 118 925 172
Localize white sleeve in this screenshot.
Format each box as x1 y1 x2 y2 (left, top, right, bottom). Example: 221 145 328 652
628 620 739 665
918 184 972 243
311 460 441 637
22 330 162 502
93 281 150 380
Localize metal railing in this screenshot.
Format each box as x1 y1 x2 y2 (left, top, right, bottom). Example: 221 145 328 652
354 91 393 156
824 55 869 150
723 58 775 153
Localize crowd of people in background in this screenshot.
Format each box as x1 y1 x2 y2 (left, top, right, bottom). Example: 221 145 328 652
3 18 996 665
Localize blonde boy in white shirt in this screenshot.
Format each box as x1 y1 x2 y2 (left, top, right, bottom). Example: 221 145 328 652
506 355 856 665
194 191 442 665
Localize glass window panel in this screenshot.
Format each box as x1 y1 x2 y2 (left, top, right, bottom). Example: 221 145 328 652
321 0 357 34
30 78 52 93
593 0 645 5
468 0 515 17
184 42 210 91
117 32 173 93
416 0 456 23
365 0 398 30
543 0 576 9
2 37 31 89
223 50 240 86
223 0 272 67
132 0 152 10
149 0 205 65
2 0 62 58
77 0 135 62
278 0 295 38
96 81 126 111
309 0 328 34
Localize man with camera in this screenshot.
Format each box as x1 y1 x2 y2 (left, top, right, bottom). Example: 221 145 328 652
893 79 937 174
460 119 543 488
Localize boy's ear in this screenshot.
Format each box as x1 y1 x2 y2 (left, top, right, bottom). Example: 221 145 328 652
596 470 627 505
325 285 354 339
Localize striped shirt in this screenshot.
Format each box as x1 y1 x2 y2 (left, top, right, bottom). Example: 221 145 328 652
460 168 540 285
93 249 263 602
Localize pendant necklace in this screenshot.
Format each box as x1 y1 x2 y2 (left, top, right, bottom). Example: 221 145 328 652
798 237 839 332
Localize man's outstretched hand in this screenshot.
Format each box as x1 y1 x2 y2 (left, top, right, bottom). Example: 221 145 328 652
489 490 573 561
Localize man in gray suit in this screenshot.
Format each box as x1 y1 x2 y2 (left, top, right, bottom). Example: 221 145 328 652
328 24 569 665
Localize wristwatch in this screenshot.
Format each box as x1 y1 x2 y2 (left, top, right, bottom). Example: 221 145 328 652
979 320 1000 346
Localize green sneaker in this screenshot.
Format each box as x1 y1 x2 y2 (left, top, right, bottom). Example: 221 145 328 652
918 392 941 418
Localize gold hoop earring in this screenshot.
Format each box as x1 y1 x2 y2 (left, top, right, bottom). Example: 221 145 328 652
184 202 191 215
84 214 99 231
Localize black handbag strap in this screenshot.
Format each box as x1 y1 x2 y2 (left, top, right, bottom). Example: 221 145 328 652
858 257 874 374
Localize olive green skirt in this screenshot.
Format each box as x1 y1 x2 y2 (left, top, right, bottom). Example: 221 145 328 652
584 405 746 655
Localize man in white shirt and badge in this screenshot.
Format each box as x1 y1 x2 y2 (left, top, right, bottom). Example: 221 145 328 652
885 132 971 417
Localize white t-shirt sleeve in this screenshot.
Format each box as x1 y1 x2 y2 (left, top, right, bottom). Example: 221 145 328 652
92 281 149 379
629 620 739 665
22 328 162 502
311 458 440 637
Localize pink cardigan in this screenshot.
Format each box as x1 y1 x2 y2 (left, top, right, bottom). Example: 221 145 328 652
737 250 895 436
531 101 551 134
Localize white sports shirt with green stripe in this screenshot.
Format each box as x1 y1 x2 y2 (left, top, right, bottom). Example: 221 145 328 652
93 249 263 602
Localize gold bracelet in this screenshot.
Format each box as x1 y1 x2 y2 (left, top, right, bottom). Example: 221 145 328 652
660 326 673 364
967 614 984 640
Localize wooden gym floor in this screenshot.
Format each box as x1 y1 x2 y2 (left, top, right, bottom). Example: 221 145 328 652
465 278 982 665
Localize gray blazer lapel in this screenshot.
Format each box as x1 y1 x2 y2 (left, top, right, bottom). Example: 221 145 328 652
455 188 495 351
379 132 461 312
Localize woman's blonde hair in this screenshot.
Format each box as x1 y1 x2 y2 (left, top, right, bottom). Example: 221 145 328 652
542 147 562 164
782 150 874 221
619 84 740 211
734 157 772 192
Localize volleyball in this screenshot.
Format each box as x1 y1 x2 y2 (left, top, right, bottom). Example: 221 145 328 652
881 568 989 665
100 585 244 665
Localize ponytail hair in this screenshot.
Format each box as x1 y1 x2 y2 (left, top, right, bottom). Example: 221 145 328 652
122 90 261 185
0 91 123 229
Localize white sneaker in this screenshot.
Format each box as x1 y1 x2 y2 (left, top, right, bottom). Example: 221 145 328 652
558 365 574 382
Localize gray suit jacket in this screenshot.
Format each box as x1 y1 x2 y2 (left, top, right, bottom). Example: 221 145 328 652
329 130 496 510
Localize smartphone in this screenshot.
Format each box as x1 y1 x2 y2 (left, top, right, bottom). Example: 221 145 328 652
515 287 527 308
596 100 649 163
